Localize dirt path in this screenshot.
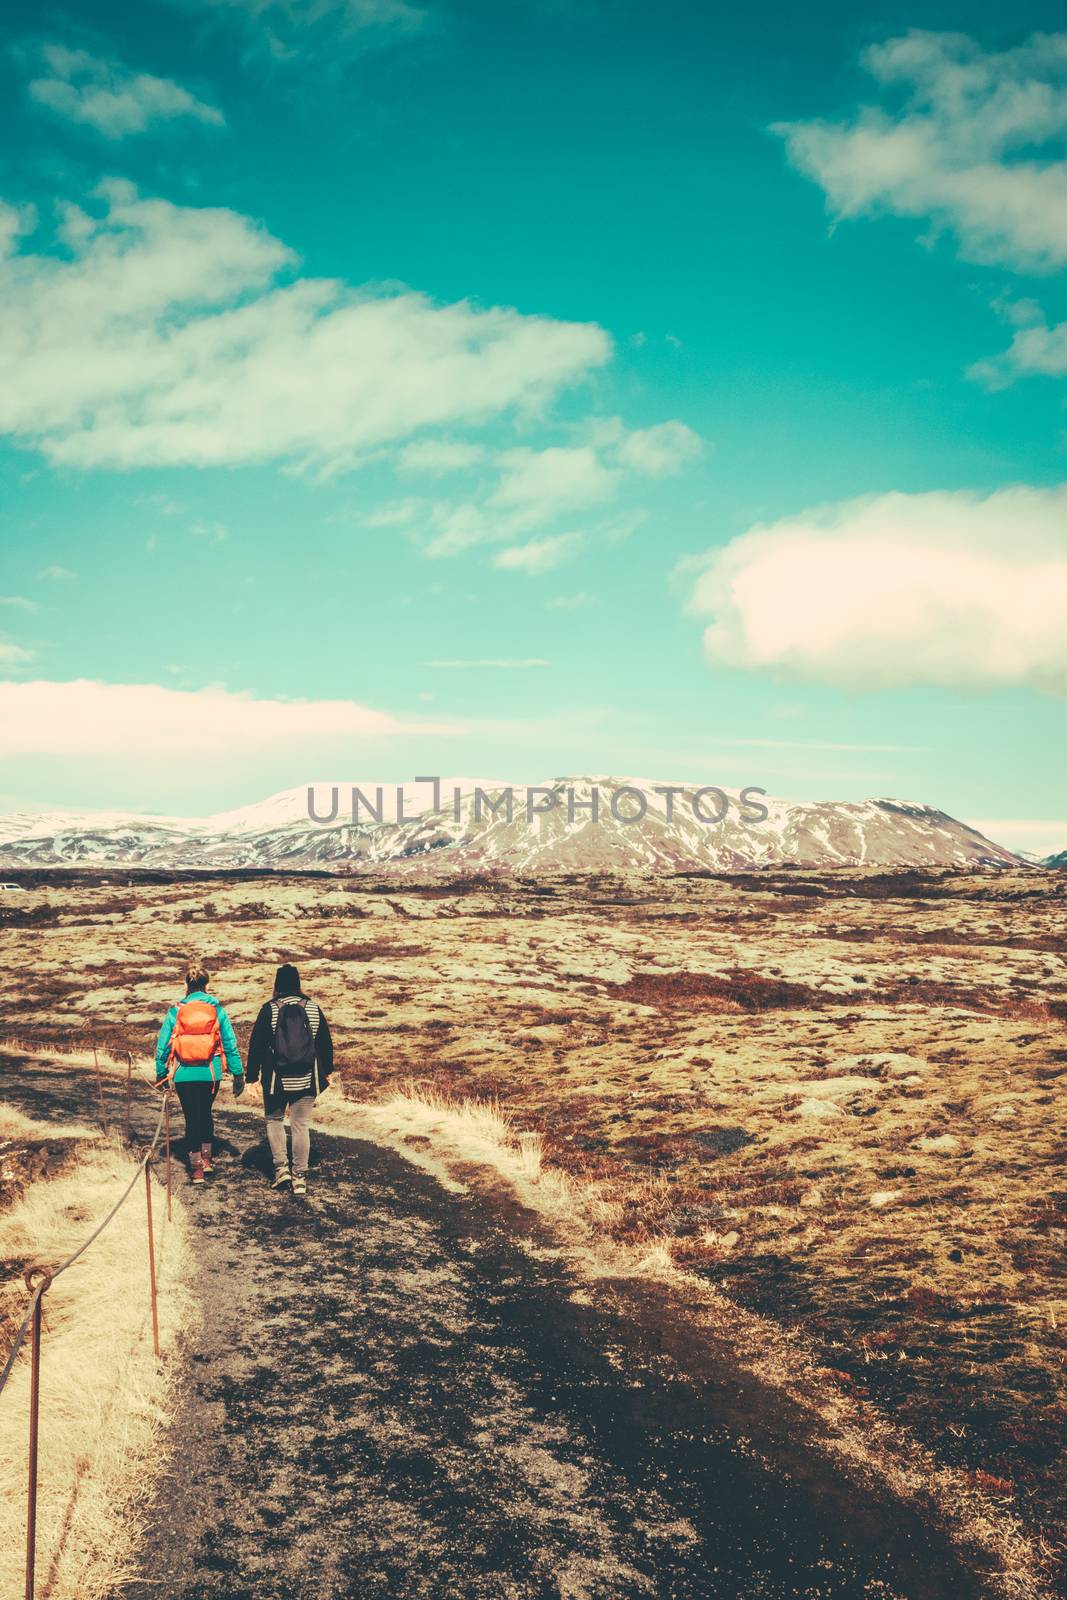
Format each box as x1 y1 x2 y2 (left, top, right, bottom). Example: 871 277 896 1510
5 1058 998 1600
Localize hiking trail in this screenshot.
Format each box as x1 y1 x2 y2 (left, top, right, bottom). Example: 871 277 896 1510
5 1056 995 1600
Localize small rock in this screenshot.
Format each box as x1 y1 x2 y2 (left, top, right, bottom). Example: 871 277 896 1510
869 1189 902 1208
797 1076 883 1101
800 1188 823 1208
991 1104 1017 1122
797 1098 846 1120
916 1134 960 1154
836 1052 927 1078
882 1054 929 1077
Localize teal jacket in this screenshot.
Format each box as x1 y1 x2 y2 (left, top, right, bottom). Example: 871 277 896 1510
154 991 244 1086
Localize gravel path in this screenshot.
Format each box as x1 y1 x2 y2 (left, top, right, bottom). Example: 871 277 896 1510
5 1058 992 1600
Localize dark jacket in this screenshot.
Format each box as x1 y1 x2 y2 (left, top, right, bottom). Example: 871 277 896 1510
247 994 333 1111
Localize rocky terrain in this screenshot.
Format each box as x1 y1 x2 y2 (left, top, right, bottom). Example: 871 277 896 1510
5 1060 1004 1600
0 778 1030 872
2 864 1065 1588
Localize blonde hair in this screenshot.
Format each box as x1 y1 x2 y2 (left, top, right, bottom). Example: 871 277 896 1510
185 960 210 994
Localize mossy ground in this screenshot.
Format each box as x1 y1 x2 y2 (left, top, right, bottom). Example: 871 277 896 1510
2 865 1064 1585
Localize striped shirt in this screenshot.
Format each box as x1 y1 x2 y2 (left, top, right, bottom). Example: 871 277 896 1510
269 996 322 1095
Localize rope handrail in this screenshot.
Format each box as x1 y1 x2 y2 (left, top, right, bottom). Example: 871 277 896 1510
0 1087 169 1403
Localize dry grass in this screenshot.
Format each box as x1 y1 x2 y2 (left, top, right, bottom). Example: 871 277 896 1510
317 1082 1054 1600
0 1104 193 1600
1 866 1064 1590
1 1046 1055 1597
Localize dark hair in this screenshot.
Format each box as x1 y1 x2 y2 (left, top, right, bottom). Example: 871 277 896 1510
274 963 301 997
185 959 210 993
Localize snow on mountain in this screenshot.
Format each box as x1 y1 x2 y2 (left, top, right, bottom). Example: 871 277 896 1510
0 780 497 857
203 778 498 836
1043 850 1067 869
0 806 193 845
0 778 1027 873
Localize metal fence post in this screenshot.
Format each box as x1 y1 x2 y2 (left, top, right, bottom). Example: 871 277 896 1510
164 1093 172 1222
23 1268 52 1600
90 1037 109 1137
144 1168 160 1359
124 1051 134 1141
0 1091 173 1600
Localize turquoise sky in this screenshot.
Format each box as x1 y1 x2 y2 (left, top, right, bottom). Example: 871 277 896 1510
1 0 1065 849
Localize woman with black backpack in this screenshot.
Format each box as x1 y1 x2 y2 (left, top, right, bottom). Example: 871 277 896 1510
246 964 334 1196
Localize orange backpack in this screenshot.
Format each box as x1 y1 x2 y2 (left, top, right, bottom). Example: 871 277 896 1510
168 1000 223 1083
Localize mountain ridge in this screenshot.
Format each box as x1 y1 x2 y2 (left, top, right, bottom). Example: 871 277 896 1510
0 779 1030 874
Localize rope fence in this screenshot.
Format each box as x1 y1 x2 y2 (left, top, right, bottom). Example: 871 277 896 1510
0 1066 175 1600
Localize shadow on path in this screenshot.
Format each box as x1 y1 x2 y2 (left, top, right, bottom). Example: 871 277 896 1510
2 1055 998 1600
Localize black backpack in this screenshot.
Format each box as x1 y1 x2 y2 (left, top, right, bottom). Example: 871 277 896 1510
274 999 315 1085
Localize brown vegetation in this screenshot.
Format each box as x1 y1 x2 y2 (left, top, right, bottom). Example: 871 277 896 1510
0 1105 192 1600
2 865 1065 1585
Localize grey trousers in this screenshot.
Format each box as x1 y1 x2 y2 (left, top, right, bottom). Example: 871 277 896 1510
265 1095 315 1176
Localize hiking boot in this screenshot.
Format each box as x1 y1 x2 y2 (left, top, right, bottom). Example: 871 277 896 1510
271 1166 292 1191
291 1173 307 1197
200 1142 214 1175
190 1154 205 1185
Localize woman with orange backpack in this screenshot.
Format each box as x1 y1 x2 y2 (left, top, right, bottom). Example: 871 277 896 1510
154 960 245 1183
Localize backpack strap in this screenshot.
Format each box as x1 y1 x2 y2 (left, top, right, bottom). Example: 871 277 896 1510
270 996 308 1032
209 1011 222 1085
166 1001 183 1083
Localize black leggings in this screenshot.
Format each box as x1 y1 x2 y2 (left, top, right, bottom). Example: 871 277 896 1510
175 1081 217 1148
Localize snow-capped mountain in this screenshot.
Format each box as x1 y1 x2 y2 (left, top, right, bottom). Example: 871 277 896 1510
1043 850 1067 869
0 779 494 845
202 778 500 836
0 779 1027 873
0 806 190 846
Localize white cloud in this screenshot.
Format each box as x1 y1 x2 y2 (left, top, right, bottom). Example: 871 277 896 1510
614 420 703 475
492 445 617 523
398 439 487 473
38 565 78 580
492 534 578 575
970 303 1067 385
168 0 426 75
368 412 701 566
0 596 38 612
775 30 1067 272
0 643 34 663
0 681 533 780
192 0 425 42
586 415 703 475
0 182 612 472
364 498 425 528
0 202 35 255
687 484 1067 692
424 502 496 558
0 678 413 758
421 498 646 566
28 44 224 137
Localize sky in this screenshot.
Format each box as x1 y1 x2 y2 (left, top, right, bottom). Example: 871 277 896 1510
0 0 1065 850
